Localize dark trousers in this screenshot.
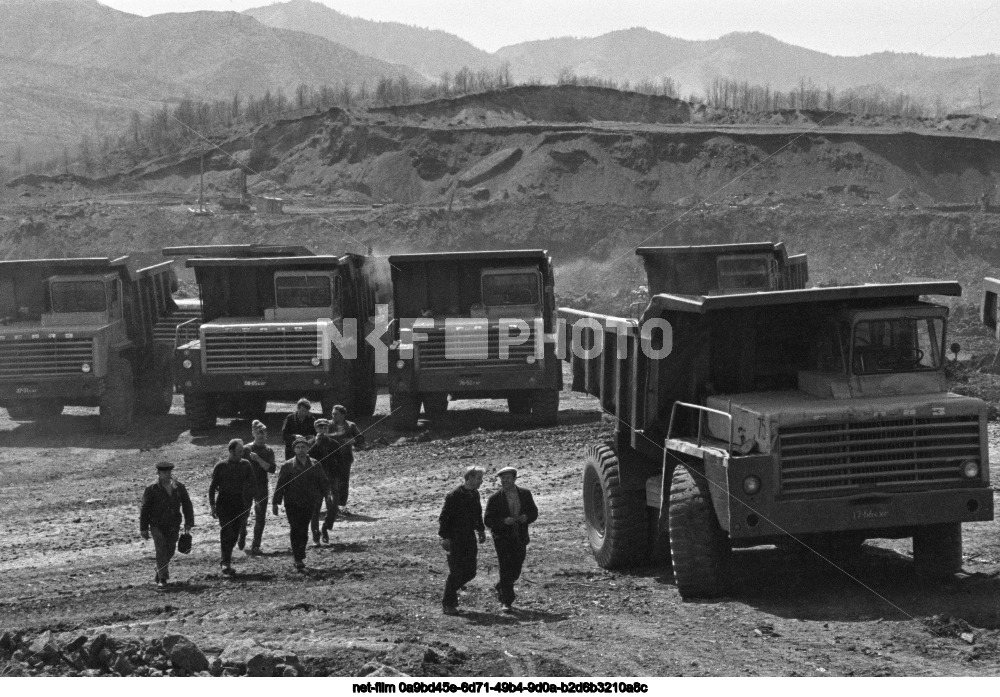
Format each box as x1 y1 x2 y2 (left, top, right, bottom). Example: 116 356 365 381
493 537 527 606
285 504 313 563
150 526 179 582
218 508 247 566
251 495 268 549
335 461 352 506
311 498 337 537
443 542 478 607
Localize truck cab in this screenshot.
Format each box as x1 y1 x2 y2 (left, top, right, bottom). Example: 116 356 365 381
0 257 179 431
387 250 561 429
167 246 381 429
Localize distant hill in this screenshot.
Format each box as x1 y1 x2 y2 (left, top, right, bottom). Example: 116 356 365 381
495 29 1000 114
0 0 424 162
244 0 494 79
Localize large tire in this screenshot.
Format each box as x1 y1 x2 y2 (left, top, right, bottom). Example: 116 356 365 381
184 393 216 431
99 356 136 434
529 388 559 427
668 465 731 599
913 523 963 579
389 392 420 430
582 442 649 568
507 394 532 415
422 393 448 417
137 345 174 416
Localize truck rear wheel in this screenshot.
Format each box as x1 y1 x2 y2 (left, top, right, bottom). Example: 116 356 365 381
99 357 136 434
530 389 559 427
184 393 216 431
913 523 963 579
583 442 649 568
668 465 731 598
389 393 420 430
422 393 448 417
321 391 353 419
507 394 531 415
137 345 174 416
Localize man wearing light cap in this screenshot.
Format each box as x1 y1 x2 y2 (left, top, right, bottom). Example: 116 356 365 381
246 420 277 555
273 435 333 571
438 465 486 615
309 418 338 545
484 466 538 612
140 461 194 590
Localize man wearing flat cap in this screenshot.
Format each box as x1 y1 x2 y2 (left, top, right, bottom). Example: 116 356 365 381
309 418 339 545
273 435 333 571
139 462 194 590
484 466 538 612
438 465 486 615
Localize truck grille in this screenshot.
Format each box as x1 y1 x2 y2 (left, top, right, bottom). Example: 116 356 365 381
203 327 321 373
416 325 539 370
778 415 980 496
0 336 94 378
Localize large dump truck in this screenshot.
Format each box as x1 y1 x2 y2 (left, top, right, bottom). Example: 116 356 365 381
387 250 562 429
165 245 381 430
0 256 180 432
565 242 993 598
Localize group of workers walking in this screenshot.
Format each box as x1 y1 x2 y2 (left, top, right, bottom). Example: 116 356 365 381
139 399 539 615
139 398 362 587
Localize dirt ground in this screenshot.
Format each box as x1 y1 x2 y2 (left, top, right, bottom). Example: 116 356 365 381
1 363 999 677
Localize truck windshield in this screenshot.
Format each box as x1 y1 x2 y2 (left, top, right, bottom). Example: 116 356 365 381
275 275 333 308
50 281 106 313
851 317 944 374
482 273 539 306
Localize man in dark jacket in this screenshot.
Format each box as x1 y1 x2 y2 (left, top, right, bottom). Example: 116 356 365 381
309 418 339 545
139 461 194 590
273 436 333 571
438 465 486 615
246 420 277 555
281 398 317 460
484 466 538 612
208 439 256 576
329 404 365 514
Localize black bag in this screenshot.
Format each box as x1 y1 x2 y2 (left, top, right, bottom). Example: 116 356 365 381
177 532 192 554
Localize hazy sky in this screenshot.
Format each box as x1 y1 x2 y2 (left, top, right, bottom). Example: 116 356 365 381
95 0 1000 56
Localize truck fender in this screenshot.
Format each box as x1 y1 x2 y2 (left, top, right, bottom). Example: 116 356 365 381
661 449 730 532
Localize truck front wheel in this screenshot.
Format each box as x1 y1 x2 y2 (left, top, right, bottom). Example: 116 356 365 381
913 523 963 579
668 465 731 598
137 345 174 416
389 393 420 430
582 442 649 568
99 357 136 433
184 393 216 431
529 388 559 427
422 393 448 417
507 394 531 415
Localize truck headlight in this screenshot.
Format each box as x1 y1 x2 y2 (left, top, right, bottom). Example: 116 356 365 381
961 460 980 478
81 363 91 373
396 359 406 370
182 359 193 369
311 356 320 366
742 475 761 495
526 354 536 364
